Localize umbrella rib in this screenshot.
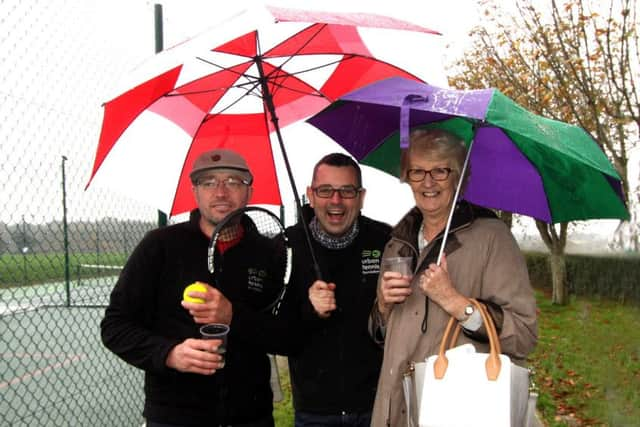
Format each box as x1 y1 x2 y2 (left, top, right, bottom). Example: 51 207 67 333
206 80 264 118
265 55 354 100
262 22 328 71
262 53 372 102
168 55 266 107
261 23 341 100
174 54 348 104
169 22 381 117
165 88 228 97
265 69 325 100
194 56 262 83
183 20 377 108
164 80 263 98
181 52 333 103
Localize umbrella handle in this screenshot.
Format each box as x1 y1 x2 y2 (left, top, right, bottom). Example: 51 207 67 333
268 104 323 280
256 56 323 280
436 134 475 265
400 94 428 149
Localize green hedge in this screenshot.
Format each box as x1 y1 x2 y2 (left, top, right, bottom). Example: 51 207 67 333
525 252 640 304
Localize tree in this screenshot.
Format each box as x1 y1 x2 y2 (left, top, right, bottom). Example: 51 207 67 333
448 0 639 304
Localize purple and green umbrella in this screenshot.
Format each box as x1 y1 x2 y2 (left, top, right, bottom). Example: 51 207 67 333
307 77 629 224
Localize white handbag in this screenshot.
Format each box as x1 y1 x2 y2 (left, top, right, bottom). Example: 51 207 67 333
416 299 531 427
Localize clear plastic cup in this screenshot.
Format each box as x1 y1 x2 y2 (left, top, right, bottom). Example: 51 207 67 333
382 256 413 276
199 323 229 368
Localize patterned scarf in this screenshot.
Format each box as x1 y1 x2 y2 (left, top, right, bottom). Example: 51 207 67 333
309 216 359 250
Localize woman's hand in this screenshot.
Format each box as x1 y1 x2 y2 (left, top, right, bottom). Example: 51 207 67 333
377 270 413 318
419 254 468 319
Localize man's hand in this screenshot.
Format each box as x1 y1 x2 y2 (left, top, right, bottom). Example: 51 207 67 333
182 283 232 325
308 280 337 318
165 338 224 375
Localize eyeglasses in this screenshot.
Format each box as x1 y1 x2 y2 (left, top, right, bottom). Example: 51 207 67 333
197 177 249 191
406 167 452 182
312 185 362 199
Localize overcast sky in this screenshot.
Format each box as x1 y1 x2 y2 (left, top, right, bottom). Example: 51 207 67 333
0 0 628 240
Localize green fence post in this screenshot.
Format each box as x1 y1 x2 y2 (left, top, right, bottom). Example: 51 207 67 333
155 4 168 228
62 155 70 306
21 215 28 285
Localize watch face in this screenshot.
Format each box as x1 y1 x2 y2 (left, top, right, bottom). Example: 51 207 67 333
465 305 475 315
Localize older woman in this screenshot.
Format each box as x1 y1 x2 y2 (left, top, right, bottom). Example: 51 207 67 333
369 128 538 427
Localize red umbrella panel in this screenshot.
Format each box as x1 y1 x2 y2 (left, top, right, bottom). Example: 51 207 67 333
87 5 443 216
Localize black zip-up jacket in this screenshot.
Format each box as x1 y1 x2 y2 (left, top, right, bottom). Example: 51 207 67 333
285 205 391 414
100 210 283 426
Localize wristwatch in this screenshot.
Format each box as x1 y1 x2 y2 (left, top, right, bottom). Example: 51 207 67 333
463 304 475 318
460 303 482 331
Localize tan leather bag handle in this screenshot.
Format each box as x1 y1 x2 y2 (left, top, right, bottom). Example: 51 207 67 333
433 299 502 381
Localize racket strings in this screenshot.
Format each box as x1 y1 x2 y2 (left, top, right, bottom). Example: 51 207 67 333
245 211 291 315
247 211 285 238
209 208 292 315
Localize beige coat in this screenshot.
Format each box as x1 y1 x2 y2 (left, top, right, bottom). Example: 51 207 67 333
370 204 538 427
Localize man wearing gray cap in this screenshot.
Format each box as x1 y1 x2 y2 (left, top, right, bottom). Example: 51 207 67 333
101 148 279 427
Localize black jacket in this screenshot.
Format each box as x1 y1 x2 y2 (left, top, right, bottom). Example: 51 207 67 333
100 210 282 426
284 205 391 414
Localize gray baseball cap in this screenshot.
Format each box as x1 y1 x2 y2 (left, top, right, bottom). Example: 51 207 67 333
189 149 253 184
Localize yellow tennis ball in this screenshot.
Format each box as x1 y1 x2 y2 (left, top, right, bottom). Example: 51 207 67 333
183 282 207 304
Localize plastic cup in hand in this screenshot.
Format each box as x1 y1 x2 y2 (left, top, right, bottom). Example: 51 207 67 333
200 323 229 368
382 257 413 277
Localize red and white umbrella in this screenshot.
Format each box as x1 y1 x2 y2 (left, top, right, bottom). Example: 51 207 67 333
87 5 444 216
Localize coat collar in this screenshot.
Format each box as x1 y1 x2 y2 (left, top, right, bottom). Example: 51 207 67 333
188 208 203 233
390 201 498 333
391 201 497 270
392 201 496 243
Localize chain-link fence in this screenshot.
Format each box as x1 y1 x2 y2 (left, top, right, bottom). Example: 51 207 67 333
0 1 329 424
3 1 634 426
0 1 212 425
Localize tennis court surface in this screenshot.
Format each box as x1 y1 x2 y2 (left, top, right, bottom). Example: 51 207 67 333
1 270 145 426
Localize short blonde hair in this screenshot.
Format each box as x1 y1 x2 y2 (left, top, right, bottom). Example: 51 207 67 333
400 128 470 189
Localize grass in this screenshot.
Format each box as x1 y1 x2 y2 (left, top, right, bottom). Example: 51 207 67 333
272 292 640 427
0 252 128 287
530 290 640 426
273 356 294 427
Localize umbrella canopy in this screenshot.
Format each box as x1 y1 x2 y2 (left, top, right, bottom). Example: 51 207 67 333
307 77 630 223
87 6 442 216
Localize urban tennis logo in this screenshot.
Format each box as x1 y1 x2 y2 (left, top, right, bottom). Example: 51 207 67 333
361 249 382 275
247 268 267 292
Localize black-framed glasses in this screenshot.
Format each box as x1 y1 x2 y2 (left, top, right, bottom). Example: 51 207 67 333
406 167 452 182
312 185 362 199
197 177 249 191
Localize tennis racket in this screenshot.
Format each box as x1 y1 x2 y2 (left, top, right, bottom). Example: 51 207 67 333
207 207 292 315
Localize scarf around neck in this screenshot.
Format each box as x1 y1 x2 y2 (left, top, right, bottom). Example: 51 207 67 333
309 216 359 250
